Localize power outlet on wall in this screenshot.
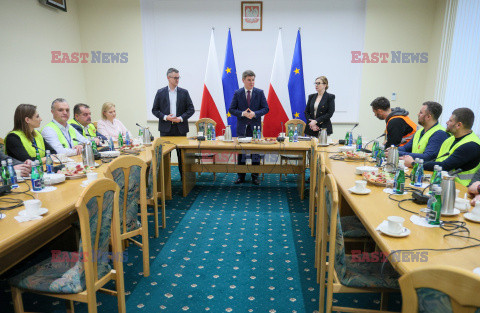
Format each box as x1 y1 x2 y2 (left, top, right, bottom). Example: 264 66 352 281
391 92 397 101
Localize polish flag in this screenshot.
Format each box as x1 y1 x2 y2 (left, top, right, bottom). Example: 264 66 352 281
200 29 226 135
263 29 292 137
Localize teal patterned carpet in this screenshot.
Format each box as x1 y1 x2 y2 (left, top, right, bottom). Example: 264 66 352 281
0 167 401 312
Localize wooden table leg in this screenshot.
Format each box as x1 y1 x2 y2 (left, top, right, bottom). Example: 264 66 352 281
163 153 172 200
182 149 196 197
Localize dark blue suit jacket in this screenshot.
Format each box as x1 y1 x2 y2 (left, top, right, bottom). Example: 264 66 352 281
152 86 195 135
228 87 269 136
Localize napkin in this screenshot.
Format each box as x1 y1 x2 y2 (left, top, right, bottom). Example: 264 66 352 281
410 214 440 228
32 186 57 193
473 268 480 276
376 220 388 231
14 214 43 223
383 188 408 195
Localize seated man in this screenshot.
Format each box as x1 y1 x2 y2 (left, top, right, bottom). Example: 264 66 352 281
370 96 417 147
42 98 89 156
0 150 32 177
399 101 450 162
467 168 480 206
68 103 107 144
406 108 480 187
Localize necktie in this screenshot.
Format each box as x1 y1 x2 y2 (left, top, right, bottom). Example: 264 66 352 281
247 90 251 107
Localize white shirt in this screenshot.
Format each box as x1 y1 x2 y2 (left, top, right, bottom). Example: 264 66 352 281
163 87 183 122
42 120 88 156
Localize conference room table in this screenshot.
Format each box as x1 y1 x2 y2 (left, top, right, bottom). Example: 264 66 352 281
159 136 311 199
0 142 176 275
320 144 480 275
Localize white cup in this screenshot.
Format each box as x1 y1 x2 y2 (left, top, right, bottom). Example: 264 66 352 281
354 180 367 192
386 216 404 234
14 169 23 179
86 172 98 182
471 203 480 217
56 153 67 163
24 199 42 216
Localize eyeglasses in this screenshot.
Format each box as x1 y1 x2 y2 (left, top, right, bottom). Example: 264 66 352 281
169 76 180 80
314 82 325 86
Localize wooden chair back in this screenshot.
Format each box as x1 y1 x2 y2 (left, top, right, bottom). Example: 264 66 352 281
399 265 480 313
309 138 319 233
147 137 166 234
195 118 216 134
285 119 306 136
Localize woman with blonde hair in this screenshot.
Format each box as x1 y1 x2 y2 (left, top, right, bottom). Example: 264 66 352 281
96 102 129 141
5 104 56 162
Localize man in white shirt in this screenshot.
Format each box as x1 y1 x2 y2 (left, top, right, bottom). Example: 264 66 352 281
42 98 89 156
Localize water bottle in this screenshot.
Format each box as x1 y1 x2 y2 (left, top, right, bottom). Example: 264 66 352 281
0 160 9 186
207 124 212 140
257 125 262 139
427 186 442 225
125 132 130 146
118 132 124 147
31 161 42 191
7 159 18 188
46 150 54 174
109 137 115 151
414 159 424 187
376 149 384 167
35 150 43 172
395 165 406 194
36 159 45 189
356 135 362 151
91 139 98 154
212 126 216 140
253 126 258 140
430 165 442 189
411 158 419 186
344 131 349 145
288 125 294 142
293 127 298 142
348 132 353 146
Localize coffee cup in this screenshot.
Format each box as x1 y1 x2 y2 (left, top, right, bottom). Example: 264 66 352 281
86 172 98 182
24 199 42 216
354 180 367 192
386 216 404 234
471 202 480 218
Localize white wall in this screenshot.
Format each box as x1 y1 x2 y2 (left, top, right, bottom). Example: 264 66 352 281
0 0 87 137
141 0 366 125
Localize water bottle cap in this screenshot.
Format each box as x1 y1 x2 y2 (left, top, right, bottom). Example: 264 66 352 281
418 159 424 163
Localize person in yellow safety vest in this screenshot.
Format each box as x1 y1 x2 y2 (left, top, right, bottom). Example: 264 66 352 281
400 101 450 167
68 103 107 145
5 104 57 163
421 107 480 187
370 96 417 147
41 98 90 156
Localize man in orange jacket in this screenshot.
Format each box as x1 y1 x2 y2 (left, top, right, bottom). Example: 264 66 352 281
370 96 417 147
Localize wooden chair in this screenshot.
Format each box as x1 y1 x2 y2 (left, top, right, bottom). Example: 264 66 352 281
147 138 166 237
318 173 399 313
104 155 150 277
309 138 319 236
10 178 126 313
280 119 306 180
195 118 216 180
399 265 480 313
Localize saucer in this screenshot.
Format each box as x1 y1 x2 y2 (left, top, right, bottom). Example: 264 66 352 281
348 187 371 195
18 208 48 217
441 208 460 216
378 224 410 237
464 213 480 223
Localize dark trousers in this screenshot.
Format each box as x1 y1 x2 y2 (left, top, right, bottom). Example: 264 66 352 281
161 124 185 177
238 125 260 180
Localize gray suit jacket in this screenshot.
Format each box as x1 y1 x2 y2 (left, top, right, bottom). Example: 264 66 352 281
0 149 22 165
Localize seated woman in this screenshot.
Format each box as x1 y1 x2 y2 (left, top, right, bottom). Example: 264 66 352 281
5 104 56 162
96 102 130 141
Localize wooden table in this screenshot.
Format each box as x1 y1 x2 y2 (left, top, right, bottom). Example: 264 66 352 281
322 145 480 275
160 137 311 199
0 142 175 275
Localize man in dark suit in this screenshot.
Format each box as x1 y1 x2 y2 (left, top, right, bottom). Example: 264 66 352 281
152 68 195 177
229 70 269 185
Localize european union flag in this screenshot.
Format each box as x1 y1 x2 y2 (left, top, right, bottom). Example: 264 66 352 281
288 30 306 122
222 29 239 136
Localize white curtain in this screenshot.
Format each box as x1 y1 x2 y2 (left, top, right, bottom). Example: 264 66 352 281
439 0 480 134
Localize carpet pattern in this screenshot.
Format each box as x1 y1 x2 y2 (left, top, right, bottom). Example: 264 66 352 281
0 168 401 312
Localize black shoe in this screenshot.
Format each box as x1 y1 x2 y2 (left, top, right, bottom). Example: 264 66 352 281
235 178 245 184
252 178 260 185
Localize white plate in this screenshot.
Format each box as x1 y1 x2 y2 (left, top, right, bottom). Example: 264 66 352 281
318 143 330 147
238 137 252 143
222 139 234 142
18 208 48 217
338 145 355 152
54 158 74 163
441 208 460 216
99 151 120 158
464 213 480 223
356 166 378 175
378 224 411 237
348 187 371 195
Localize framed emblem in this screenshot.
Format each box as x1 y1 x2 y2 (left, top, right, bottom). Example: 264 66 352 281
241 1 262 31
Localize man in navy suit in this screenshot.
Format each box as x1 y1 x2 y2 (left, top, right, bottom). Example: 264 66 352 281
229 70 269 185
152 68 195 177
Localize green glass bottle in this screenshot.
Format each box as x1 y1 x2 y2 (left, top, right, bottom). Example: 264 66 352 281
1 160 10 186
288 125 294 142
35 150 44 172
344 131 349 145
91 140 98 154
118 132 124 147
395 165 406 194
410 158 419 186
427 187 442 225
